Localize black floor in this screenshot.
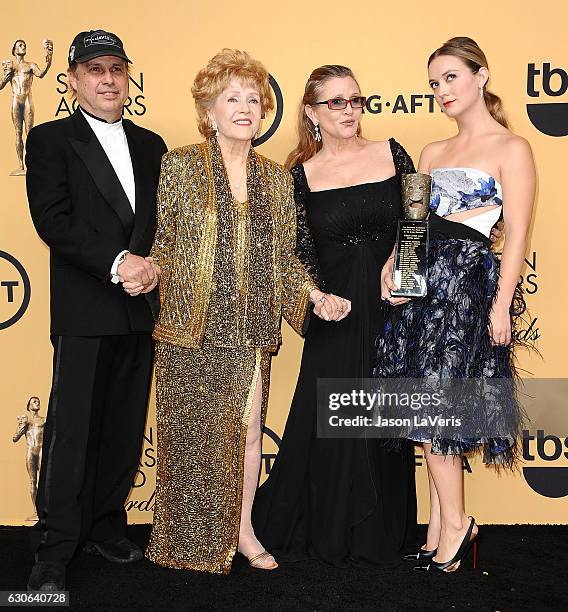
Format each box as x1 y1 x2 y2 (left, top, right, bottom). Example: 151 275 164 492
1 525 565 610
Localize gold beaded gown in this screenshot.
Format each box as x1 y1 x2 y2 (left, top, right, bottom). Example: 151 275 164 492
145 137 315 574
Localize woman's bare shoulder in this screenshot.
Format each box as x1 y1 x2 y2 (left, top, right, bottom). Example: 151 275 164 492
421 138 452 157
418 139 451 172
500 132 532 156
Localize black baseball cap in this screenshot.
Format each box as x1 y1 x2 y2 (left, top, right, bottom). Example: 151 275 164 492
68 30 131 65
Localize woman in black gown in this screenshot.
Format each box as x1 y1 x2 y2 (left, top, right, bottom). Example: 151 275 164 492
252 65 417 566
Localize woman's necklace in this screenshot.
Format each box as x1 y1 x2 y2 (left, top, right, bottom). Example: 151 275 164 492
232 163 246 189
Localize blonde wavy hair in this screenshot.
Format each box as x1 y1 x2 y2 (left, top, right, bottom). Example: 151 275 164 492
428 37 509 129
191 49 274 138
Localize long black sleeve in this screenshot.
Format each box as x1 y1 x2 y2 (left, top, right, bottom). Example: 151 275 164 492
290 164 326 292
390 138 416 175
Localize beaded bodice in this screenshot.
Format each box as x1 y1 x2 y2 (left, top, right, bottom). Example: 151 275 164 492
291 138 415 290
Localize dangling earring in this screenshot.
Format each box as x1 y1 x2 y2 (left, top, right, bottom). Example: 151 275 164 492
313 123 322 142
479 85 484 98
212 120 219 137
255 116 263 140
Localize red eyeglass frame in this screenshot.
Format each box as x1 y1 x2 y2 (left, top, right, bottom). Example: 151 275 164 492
313 96 367 110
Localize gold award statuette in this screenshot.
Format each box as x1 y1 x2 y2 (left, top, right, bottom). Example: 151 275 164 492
1 38 53 175
12 397 45 521
391 173 432 297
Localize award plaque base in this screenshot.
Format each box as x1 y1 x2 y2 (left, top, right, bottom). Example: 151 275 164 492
391 219 429 297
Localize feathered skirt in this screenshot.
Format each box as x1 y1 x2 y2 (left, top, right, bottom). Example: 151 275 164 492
374 214 527 466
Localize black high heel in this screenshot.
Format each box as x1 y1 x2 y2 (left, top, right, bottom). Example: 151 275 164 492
404 547 437 561
414 517 478 573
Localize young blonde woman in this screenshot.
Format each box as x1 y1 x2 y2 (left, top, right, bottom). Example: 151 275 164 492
377 37 535 573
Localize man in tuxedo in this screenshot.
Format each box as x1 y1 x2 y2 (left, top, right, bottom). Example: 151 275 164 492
25 30 167 591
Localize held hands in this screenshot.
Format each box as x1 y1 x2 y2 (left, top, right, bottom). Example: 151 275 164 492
118 254 161 297
380 257 410 307
309 289 351 322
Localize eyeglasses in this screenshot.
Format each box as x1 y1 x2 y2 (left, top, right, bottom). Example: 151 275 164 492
313 96 367 110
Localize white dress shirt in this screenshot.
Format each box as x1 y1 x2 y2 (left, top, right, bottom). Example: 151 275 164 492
80 108 135 283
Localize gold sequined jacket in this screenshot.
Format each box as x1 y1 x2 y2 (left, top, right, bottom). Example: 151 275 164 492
151 138 317 351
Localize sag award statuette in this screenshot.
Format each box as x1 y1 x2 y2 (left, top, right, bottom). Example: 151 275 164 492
391 173 432 297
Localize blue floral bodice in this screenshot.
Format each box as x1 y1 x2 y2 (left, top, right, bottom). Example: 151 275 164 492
430 167 503 217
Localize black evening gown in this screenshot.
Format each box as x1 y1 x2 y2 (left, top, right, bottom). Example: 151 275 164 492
252 139 417 566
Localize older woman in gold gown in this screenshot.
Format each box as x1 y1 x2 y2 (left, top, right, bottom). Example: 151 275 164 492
140 49 349 574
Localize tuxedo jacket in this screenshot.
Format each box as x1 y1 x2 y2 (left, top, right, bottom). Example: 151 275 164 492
26 109 167 336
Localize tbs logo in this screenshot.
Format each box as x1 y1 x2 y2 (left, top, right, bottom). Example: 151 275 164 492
522 430 568 498
0 251 31 330
526 63 568 137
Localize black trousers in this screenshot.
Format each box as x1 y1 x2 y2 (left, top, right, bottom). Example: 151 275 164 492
31 334 153 564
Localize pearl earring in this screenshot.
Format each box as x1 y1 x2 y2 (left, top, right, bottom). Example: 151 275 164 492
313 123 321 142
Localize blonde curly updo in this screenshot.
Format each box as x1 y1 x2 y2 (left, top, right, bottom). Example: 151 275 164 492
191 49 274 138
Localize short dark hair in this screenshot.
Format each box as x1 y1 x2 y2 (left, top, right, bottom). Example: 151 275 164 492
67 57 130 76
12 39 25 56
26 396 40 412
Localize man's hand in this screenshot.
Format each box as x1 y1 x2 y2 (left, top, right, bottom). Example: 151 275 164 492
380 257 410 307
120 257 160 297
118 253 156 286
309 289 351 321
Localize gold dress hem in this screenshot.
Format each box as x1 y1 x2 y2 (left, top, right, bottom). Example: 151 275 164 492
146 344 269 575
